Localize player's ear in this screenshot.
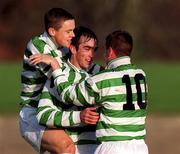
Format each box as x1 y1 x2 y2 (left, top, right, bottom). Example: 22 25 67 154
70 45 77 55
109 47 116 59
48 27 56 37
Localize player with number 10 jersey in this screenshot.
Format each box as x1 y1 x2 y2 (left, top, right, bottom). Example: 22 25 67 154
52 30 148 154
54 56 148 142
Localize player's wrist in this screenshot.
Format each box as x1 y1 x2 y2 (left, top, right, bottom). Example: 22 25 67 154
50 58 61 71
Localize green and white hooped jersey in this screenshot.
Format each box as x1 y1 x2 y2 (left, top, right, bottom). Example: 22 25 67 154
20 32 64 107
53 56 148 142
37 60 99 145
20 31 103 108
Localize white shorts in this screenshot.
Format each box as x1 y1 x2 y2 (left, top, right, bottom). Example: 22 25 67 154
76 144 98 154
19 106 45 153
95 140 148 154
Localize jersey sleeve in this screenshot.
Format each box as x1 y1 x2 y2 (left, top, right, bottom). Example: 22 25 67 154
36 81 82 128
52 69 99 107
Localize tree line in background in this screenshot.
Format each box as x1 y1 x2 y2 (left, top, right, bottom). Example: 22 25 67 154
0 0 180 61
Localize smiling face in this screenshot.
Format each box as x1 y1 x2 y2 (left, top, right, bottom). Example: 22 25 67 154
49 19 75 48
70 36 97 70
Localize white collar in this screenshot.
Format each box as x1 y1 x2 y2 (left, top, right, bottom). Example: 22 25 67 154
107 56 131 69
67 59 81 73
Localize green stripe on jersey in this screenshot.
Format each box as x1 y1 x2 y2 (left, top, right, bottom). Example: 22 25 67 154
37 106 63 127
50 49 58 57
97 135 145 142
64 90 73 104
21 75 46 85
20 99 39 107
68 70 76 83
39 108 54 123
75 84 92 106
100 93 146 103
32 36 46 53
101 108 146 117
54 111 63 127
40 91 52 100
69 111 74 126
97 121 145 132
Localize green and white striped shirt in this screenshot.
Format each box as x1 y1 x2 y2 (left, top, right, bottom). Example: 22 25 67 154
20 31 103 108
20 32 64 107
53 56 148 142
37 60 102 145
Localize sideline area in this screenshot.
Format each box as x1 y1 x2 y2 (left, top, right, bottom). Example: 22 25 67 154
1 115 180 154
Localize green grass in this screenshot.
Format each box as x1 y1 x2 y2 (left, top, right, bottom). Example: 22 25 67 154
0 61 180 115
0 62 22 115
138 62 180 114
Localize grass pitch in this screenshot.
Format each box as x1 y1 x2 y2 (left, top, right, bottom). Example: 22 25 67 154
0 61 180 115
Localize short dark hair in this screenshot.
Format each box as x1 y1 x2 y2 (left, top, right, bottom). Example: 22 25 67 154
106 30 133 56
44 8 74 33
71 26 98 51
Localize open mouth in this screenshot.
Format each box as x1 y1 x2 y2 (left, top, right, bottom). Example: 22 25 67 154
86 60 92 65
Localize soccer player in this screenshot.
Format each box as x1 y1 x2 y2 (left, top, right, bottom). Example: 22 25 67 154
33 30 149 154
30 26 103 154
19 8 76 153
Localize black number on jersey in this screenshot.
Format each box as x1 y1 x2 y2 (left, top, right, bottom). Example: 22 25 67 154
122 73 147 110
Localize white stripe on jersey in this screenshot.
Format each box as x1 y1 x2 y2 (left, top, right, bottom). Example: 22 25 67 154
46 110 57 128
103 101 146 110
21 83 44 93
96 128 146 138
21 95 40 101
91 69 146 83
100 84 146 96
100 114 146 125
38 98 58 108
61 112 71 126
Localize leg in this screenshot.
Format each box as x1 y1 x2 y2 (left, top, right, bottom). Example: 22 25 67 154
19 106 75 154
41 128 75 154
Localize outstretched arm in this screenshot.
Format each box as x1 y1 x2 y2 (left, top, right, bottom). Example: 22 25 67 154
53 70 99 107
37 80 99 127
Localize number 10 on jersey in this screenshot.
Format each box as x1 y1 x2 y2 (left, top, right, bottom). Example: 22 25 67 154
122 73 147 110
